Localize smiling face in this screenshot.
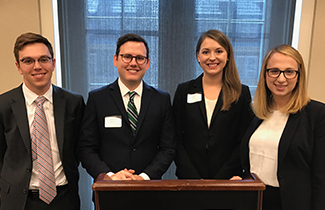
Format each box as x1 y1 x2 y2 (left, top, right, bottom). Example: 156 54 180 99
16 43 55 95
113 41 150 90
266 52 299 106
197 37 228 78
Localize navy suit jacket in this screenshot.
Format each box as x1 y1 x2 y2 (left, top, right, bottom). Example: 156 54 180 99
78 80 176 180
0 84 85 210
240 100 325 210
173 74 254 179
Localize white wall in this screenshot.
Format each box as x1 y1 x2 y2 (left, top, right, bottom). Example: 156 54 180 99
304 0 325 102
0 0 55 94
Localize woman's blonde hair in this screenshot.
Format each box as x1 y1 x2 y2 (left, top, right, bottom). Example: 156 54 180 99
253 44 310 119
196 29 241 111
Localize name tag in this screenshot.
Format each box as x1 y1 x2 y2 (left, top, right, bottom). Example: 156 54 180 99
105 116 122 128
187 93 202 104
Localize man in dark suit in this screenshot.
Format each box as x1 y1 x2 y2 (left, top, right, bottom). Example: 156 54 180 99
0 32 84 210
78 33 176 181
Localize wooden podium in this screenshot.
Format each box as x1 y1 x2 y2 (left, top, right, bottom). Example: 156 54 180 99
92 173 265 210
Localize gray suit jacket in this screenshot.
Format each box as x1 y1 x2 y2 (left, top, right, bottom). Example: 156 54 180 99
0 84 84 210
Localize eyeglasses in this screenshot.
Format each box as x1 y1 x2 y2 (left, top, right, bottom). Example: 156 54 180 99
266 68 299 79
119 54 147 65
20 56 52 66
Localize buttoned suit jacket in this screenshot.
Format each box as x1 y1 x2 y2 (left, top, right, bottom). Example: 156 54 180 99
240 100 325 210
173 74 254 179
78 80 176 180
0 84 85 210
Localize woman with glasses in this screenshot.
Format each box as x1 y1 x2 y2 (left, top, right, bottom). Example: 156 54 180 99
240 44 325 210
173 29 254 179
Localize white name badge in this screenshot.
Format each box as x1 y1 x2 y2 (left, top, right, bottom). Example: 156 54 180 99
105 116 122 128
187 93 202 104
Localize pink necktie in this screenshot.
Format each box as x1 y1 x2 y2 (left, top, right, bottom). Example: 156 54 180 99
31 96 57 204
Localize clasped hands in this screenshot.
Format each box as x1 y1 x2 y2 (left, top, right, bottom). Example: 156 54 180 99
101 168 144 181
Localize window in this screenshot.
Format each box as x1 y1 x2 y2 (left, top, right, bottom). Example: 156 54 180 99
59 0 295 98
86 0 160 90
58 1 296 209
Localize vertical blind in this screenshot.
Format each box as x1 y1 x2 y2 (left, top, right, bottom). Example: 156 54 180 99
57 0 296 209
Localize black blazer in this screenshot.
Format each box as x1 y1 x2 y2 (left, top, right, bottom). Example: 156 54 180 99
78 80 176 180
0 84 85 210
173 74 254 179
240 100 325 210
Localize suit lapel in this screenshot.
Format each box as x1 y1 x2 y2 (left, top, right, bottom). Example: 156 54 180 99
190 75 207 125
136 82 152 136
278 112 301 167
210 89 223 125
240 112 301 173
190 74 223 128
109 80 129 124
11 85 31 154
53 85 65 158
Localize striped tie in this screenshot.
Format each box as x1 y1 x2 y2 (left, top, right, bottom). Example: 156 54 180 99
31 96 56 204
127 91 139 133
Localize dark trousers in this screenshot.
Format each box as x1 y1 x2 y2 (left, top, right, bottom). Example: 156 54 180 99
25 185 78 210
262 185 282 210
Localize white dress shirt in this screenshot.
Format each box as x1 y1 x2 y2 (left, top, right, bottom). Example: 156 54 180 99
23 84 68 189
119 78 142 114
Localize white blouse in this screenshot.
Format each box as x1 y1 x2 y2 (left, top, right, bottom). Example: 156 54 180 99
205 97 217 128
249 110 289 187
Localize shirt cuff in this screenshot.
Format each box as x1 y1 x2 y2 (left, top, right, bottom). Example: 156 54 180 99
139 172 150 180
107 172 114 177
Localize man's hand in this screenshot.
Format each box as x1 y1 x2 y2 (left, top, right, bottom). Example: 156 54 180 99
229 176 242 180
110 168 135 180
130 175 145 180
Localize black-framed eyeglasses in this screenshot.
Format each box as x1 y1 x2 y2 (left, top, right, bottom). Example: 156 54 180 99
266 68 299 79
20 56 52 66
119 54 147 65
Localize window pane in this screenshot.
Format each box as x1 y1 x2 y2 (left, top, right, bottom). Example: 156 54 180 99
79 0 294 97
195 0 268 95
86 0 159 90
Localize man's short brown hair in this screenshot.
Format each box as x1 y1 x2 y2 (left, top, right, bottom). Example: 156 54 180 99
13 32 54 63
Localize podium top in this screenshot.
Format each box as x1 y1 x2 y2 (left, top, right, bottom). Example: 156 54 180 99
92 173 265 192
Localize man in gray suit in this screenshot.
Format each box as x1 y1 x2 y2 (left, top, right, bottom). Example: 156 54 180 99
0 32 84 210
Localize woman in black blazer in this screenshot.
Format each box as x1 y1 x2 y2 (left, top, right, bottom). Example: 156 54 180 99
240 44 325 210
173 29 254 179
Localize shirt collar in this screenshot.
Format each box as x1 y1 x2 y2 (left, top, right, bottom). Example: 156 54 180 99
118 78 143 97
22 83 53 105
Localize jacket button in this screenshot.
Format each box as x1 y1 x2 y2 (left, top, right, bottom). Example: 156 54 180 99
23 189 27 194
26 168 31 173
132 148 136 152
